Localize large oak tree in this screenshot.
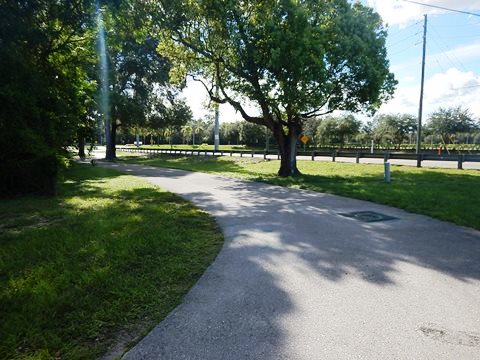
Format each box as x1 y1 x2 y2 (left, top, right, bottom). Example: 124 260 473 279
148 0 396 176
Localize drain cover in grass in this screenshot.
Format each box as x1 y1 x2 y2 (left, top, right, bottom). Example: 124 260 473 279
339 211 398 223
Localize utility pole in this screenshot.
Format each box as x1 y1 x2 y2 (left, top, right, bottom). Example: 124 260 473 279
416 14 427 156
214 82 220 151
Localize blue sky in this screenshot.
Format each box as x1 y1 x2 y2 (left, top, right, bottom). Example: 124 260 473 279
369 0 480 119
182 0 480 122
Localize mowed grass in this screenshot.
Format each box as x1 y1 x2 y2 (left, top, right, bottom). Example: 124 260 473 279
0 164 223 359
123 155 480 230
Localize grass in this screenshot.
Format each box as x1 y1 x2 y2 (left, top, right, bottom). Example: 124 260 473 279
122 155 480 230
0 164 223 360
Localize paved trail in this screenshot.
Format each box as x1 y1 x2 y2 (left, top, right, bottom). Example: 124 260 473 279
100 162 480 360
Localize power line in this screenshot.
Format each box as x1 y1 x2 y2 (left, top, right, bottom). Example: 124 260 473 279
400 0 480 17
453 84 480 90
388 30 422 47
389 41 421 56
428 23 469 72
387 20 422 39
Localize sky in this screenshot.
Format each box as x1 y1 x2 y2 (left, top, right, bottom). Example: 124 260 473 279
181 0 480 123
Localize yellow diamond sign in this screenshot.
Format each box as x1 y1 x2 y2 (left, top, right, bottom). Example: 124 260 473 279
299 134 309 145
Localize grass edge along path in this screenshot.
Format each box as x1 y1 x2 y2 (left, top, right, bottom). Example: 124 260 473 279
121 154 480 230
0 164 223 360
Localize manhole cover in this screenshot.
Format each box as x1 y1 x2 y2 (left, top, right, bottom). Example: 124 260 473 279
339 211 398 223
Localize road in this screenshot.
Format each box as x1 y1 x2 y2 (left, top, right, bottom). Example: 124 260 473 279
114 147 480 170
97 161 480 360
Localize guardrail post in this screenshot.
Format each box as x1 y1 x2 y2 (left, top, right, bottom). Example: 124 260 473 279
384 152 390 162
332 151 336 162
311 151 315 161
356 153 360 164
458 154 464 170
416 154 422 168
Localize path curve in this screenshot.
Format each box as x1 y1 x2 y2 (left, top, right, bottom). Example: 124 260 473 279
100 162 480 360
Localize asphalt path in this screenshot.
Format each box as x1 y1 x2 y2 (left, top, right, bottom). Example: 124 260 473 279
97 161 480 360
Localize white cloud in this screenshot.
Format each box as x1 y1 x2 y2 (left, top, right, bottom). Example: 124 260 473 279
368 0 480 26
378 68 480 118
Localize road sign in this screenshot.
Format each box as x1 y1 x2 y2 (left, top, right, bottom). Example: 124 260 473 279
299 134 309 145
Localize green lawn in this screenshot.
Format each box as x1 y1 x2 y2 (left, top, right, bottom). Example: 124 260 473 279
122 155 480 230
0 164 223 359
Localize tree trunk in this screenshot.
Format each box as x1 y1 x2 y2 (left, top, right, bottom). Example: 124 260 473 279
105 123 116 160
78 133 86 160
275 123 301 177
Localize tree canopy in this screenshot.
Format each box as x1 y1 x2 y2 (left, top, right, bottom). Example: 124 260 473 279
149 0 396 175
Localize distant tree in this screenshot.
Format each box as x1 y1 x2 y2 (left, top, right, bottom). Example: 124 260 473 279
372 114 416 148
303 118 322 146
316 115 360 145
148 96 193 146
426 107 477 146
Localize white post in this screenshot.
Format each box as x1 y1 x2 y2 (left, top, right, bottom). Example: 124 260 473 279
384 162 391 183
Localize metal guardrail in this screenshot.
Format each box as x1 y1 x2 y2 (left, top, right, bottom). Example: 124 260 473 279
116 147 480 170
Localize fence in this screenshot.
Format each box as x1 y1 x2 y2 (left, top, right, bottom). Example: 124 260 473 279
116 147 480 170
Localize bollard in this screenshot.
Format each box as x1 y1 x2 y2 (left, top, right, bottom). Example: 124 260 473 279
311 151 315 161
416 154 422 168
264 150 267 160
458 154 464 170
384 162 391 183
251 151 255 158
356 153 360 164
332 151 336 162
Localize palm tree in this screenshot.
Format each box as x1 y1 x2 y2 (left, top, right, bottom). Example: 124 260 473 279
181 125 193 145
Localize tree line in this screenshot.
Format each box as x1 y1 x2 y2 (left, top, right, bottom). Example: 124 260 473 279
127 106 479 150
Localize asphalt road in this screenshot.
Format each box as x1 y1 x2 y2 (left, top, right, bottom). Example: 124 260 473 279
98 161 480 360
113 146 480 170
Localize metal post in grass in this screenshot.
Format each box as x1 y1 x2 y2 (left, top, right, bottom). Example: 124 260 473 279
384 162 391 183
416 153 422 168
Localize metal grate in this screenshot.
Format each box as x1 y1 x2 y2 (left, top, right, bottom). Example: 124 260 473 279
339 211 398 223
